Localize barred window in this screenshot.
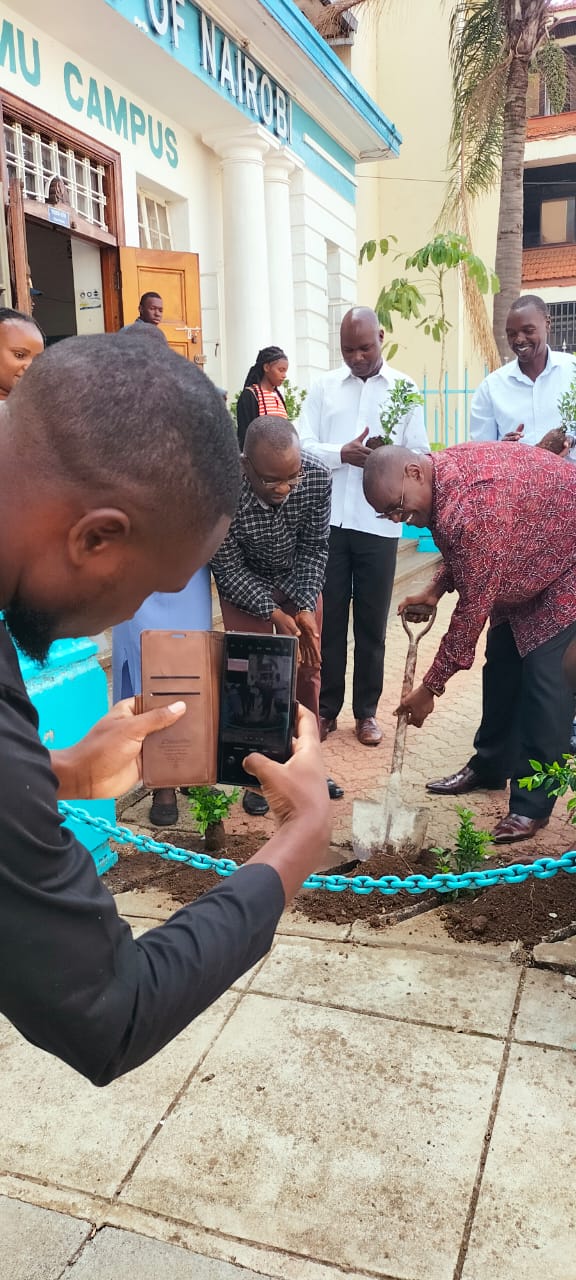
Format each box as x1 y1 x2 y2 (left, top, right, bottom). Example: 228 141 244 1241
137 191 173 251
548 301 576 352
3 119 107 230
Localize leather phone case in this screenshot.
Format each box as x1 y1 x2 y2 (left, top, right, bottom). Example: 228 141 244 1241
138 630 224 788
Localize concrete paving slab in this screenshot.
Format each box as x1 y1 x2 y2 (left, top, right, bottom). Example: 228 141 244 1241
277 908 354 941
461 1043 576 1280
67 1226 275 1280
0 1195 91 1280
514 970 576 1051
114 888 175 919
532 936 576 973
246 936 520 1037
350 910 517 960
0 992 238 1197
121 992 504 1280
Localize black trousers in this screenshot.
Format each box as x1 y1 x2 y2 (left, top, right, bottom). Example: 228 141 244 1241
320 526 398 721
467 619 576 818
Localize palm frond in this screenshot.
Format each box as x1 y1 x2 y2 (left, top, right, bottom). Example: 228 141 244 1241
535 37 568 113
445 0 509 215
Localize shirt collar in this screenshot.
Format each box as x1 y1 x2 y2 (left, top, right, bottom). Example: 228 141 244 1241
340 360 391 385
505 346 559 384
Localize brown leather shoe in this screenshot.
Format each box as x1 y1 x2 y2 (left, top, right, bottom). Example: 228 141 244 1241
355 717 383 746
319 716 337 743
426 764 506 796
491 813 549 844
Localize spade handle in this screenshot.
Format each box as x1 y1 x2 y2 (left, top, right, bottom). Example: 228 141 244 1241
390 607 437 776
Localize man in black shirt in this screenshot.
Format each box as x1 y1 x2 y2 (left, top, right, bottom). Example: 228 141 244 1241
0 328 331 1086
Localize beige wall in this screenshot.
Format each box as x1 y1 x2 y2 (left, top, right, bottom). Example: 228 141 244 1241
350 1 499 440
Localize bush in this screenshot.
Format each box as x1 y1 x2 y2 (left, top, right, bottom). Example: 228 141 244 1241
187 786 240 837
432 806 493 898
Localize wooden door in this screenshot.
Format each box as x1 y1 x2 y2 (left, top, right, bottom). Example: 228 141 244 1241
119 247 203 363
7 177 30 314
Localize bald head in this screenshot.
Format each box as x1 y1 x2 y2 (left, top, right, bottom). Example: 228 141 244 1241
363 445 433 528
244 415 298 458
340 307 384 380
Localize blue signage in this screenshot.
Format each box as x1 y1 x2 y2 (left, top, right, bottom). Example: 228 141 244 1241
48 205 70 227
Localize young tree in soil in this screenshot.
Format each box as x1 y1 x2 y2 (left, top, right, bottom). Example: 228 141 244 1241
187 786 240 852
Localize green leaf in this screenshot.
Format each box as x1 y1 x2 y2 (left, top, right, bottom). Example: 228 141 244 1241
386 342 399 361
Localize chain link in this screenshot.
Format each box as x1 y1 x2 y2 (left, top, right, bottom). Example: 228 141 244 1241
59 802 576 896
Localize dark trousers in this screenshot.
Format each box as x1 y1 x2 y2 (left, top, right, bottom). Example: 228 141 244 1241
320 527 398 721
467 620 576 818
219 595 322 725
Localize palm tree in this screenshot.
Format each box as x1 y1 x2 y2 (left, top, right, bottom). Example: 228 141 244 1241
446 1 566 363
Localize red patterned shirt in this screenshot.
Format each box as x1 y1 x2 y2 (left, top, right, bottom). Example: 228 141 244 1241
424 442 576 695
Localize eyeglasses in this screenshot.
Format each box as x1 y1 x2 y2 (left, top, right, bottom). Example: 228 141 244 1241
377 475 406 520
244 456 305 489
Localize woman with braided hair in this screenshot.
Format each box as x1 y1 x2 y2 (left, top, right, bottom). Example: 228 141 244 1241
236 345 289 448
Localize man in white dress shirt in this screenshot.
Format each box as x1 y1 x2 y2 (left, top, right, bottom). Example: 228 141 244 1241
425 294 576 834
468 294 576 454
299 307 430 746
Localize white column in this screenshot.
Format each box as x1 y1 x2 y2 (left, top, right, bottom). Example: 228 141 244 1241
204 127 272 396
264 151 301 378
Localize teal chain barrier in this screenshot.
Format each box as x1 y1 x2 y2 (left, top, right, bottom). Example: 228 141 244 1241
59 802 576 896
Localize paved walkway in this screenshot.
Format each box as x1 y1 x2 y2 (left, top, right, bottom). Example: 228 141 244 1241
3 552 576 1279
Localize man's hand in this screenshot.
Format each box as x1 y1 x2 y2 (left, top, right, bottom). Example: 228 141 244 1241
538 427 570 457
51 698 186 800
272 607 300 638
502 424 524 442
295 609 321 669
397 587 440 622
341 427 371 468
244 705 330 832
395 683 435 728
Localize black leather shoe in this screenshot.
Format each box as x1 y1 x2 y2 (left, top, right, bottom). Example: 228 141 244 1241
242 790 270 817
149 792 179 826
319 716 337 743
327 777 344 800
426 764 506 796
491 813 549 844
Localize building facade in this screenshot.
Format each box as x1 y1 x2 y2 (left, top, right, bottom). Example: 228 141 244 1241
523 2 576 349
0 0 400 396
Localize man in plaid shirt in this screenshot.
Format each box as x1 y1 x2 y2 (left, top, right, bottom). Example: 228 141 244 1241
211 416 343 815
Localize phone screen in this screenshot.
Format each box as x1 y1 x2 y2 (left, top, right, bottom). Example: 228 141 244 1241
218 634 297 785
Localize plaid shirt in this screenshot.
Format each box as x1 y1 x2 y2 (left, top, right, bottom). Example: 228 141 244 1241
424 442 576 695
211 453 331 617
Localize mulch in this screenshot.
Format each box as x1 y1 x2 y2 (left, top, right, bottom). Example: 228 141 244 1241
106 830 576 947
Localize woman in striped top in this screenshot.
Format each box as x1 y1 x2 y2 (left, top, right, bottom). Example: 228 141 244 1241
236 346 289 448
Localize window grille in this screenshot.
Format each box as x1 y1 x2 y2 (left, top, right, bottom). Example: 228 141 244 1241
548 301 576 352
137 191 173 251
3 119 107 230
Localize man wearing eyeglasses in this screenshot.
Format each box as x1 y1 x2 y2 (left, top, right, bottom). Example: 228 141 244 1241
211 416 343 815
363 441 576 845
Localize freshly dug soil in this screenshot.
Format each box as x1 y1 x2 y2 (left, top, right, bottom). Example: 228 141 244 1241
441 873 576 947
293 847 439 928
105 832 576 947
106 832 260 904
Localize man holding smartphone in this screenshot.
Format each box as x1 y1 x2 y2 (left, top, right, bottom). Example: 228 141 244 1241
211 416 343 815
0 331 331 1085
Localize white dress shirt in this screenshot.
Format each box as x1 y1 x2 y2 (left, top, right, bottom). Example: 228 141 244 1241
298 363 430 537
470 348 576 451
